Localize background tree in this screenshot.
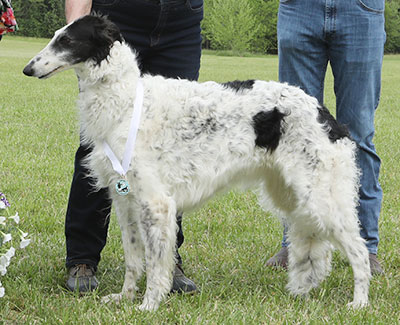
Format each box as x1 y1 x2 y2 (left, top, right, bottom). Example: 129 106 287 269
11 0 65 38
203 0 261 53
385 0 400 53
247 0 279 54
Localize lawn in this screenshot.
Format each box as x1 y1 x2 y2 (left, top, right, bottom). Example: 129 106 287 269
1 37 400 324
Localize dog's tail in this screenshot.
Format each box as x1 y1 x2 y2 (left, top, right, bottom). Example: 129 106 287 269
316 105 350 142
252 108 287 152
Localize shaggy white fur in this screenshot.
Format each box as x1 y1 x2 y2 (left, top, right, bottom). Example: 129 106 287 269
24 15 371 311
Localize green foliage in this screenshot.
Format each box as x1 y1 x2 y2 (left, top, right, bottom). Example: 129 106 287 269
11 0 65 38
385 1 400 53
203 0 278 54
203 0 261 53
248 0 279 54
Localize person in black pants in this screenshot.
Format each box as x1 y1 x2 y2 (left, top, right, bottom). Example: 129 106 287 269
64 0 203 293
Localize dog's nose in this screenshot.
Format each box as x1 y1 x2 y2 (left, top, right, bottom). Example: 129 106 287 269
23 63 34 77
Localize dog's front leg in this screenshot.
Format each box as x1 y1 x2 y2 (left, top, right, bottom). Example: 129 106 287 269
137 197 177 311
102 201 145 304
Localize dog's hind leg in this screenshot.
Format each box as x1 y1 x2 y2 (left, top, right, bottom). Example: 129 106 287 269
284 184 370 307
330 226 370 308
264 155 368 306
286 231 333 296
102 202 145 304
320 144 370 308
137 196 177 311
258 170 334 294
290 175 369 307
258 176 333 296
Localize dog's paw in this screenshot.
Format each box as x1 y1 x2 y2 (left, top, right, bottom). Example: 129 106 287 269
347 300 369 309
136 297 160 312
101 293 124 304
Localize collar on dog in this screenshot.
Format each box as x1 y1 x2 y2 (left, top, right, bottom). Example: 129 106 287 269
103 79 144 196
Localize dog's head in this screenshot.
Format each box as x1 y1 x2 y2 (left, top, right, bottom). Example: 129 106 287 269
23 14 122 79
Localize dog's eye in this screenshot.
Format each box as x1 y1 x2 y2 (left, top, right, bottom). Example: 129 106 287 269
59 35 72 46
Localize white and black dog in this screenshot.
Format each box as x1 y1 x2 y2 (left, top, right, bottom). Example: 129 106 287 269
24 15 370 311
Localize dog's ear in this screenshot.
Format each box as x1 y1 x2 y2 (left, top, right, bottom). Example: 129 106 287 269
91 12 123 44
89 13 123 64
66 14 124 65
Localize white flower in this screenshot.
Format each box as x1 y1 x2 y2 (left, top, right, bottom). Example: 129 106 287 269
2 233 12 244
20 238 31 249
5 247 15 260
0 256 7 267
0 198 31 298
19 229 28 238
0 254 10 267
9 212 20 224
0 256 8 275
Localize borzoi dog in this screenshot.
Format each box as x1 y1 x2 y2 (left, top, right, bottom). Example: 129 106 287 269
23 15 370 311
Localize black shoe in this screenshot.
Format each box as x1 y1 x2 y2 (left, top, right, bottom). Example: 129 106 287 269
66 264 98 292
171 264 197 294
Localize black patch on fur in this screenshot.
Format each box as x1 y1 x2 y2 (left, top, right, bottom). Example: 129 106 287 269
317 105 350 142
181 116 220 141
52 13 123 65
252 108 286 152
222 80 255 92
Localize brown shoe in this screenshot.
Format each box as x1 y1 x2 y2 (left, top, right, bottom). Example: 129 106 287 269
369 253 384 275
66 264 98 292
266 247 288 269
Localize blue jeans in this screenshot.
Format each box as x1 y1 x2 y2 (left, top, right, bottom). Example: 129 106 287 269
65 0 203 269
278 0 385 254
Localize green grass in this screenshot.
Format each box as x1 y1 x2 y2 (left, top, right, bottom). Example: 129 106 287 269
1 36 400 324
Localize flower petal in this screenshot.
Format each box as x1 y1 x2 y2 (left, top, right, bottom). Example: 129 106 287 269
3 233 12 243
10 212 20 224
0 255 10 268
5 247 15 260
0 256 7 266
0 259 8 275
20 239 31 249
0 193 10 208
19 230 28 238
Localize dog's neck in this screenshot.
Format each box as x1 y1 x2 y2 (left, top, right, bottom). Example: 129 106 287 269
75 41 140 85
74 41 142 146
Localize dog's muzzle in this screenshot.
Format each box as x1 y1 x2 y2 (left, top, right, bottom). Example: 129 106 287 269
23 61 36 77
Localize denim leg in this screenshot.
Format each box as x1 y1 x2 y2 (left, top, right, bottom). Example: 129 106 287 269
278 0 328 103
277 0 384 252
328 0 385 254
